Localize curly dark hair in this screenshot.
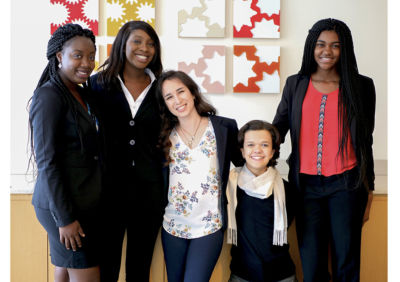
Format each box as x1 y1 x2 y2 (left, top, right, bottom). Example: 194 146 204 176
155 70 217 164
238 120 281 167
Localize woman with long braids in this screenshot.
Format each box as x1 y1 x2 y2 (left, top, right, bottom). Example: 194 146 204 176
273 18 375 282
156 70 243 282
29 24 103 281
90 21 164 281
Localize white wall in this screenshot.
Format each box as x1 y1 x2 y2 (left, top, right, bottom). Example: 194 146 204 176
11 0 387 190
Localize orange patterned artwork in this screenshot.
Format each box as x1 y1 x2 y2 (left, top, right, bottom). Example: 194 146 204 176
233 45 280 93
106 0 155 36
107 44 113 57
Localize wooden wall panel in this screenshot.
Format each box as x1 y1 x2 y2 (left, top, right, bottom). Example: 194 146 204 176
11 194 48 282
360 195 387 282
11 194 387 282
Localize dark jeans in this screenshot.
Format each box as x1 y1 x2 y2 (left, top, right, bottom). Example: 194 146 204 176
161 228 224 282
296 168 368 282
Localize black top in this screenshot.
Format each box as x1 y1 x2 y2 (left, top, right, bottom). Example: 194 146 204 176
273 74 376 191
30 81 104 227
230 180 296 282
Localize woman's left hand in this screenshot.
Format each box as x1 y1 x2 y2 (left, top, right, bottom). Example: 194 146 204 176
362 191 374 226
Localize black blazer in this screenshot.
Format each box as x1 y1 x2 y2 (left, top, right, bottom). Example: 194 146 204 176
30 81 104 227
273 74 376 191
90 73 164 211
164 115 244 230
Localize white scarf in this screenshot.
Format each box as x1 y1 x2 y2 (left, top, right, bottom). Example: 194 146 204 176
226 165 288 246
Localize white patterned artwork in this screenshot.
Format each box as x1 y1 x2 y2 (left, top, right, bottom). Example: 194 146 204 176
178 0 225 37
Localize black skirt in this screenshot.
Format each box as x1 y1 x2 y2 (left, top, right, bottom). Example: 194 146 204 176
34 207 101 268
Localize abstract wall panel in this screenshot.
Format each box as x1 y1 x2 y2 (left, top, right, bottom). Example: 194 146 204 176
107 0 155 36
178 45 225 94
50 0 99 35
178 0 225 37
233 0 280 38
233 45 280 93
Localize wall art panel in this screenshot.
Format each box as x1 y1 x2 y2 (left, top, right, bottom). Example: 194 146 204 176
233 0 280 38
107 0 155 36
50 0 99 35
178 45 225 94
178 0 225 38
233 45 280 93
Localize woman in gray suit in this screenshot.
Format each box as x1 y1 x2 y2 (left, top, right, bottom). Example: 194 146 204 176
29 24 103 282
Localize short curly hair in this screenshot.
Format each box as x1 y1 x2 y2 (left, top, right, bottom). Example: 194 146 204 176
238 120 281 167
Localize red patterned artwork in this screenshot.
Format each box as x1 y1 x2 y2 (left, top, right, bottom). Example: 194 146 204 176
50 0 99 35
233 0 280 38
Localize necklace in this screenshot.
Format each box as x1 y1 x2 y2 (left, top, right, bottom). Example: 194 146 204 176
179 117 202 148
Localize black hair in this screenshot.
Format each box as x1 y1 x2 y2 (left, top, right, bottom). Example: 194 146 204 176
238 120 280 167
97 21 163 91
155 70 216 164
28 23 96 173
299 18 368 188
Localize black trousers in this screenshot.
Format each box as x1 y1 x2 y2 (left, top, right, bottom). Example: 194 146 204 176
296 168 368 282
99 179 164 282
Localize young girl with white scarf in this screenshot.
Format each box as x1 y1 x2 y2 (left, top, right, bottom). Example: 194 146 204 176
227 120 297 282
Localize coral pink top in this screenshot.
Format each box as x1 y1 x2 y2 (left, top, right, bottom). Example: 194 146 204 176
299 80 357 176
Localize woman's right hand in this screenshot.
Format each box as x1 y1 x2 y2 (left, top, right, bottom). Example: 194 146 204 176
59 220 85 251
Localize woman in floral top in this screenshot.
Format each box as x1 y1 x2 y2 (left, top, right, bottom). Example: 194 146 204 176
156 70 243 282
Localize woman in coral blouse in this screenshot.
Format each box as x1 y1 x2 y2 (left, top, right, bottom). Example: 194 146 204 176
273 18 375 282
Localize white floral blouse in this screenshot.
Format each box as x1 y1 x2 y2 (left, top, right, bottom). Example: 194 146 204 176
163 119 222 239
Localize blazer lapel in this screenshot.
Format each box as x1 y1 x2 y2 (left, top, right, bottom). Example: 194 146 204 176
292 76 310 141
69 90 95 126
210 116 228 181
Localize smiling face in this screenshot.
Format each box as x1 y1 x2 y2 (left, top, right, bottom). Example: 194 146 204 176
241 129 275 176
56 36 96 89
314 30 340 72
124 29 155 71
161 78 197 120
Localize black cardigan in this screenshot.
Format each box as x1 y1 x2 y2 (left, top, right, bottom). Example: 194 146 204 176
273 74 376 191
90 73 165 216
